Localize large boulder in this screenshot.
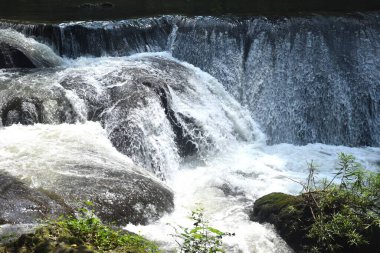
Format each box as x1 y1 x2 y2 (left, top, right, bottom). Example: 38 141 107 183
37 164 174 225
0 165 173 226
0 123 174 226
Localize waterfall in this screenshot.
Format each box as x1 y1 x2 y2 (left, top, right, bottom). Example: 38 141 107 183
1 14 379 146
0 14 379 252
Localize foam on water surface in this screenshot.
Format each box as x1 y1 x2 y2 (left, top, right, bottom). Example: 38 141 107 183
127 141 379 252
0 41 379 252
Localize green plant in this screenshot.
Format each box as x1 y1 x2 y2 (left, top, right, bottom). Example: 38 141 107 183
301 153 380 253
53 204 160 252
171 208 234 253
1 202 160 253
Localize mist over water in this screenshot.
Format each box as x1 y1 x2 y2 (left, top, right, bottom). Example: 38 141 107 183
0 14 380 252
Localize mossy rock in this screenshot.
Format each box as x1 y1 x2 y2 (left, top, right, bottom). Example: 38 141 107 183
251 192 380 253
250 192 314 252
2 226 92 253
0 220 159 253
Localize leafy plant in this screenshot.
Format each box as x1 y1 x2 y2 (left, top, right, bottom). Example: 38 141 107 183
1 202 160 253
300 153 380 253
171 208 234 253
53 203 160 252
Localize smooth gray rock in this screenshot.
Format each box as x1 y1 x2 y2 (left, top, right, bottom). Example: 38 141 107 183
0 173 70 225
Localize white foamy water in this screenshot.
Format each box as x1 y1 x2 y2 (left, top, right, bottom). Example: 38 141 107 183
127 141 379 252
0 29 63 67
0 39 379 252
0 121 378 252
0 122 159 183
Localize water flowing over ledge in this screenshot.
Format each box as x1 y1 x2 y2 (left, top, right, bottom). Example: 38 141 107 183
1 14 379 146
0 13 380 252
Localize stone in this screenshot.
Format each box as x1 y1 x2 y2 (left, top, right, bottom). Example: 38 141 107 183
250 192 313 253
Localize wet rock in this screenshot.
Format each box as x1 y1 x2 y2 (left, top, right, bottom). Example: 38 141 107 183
218 183 245 197
45 164 174 225
0 173 71 224
102 58 207 176
0 42 35 69
60 75 109 121
0 81 79 127
105 79 183 179
0 29 63 68
1 98 41 126
0 166 173 226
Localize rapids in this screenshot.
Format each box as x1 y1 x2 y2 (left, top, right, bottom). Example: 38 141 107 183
0 15 379 252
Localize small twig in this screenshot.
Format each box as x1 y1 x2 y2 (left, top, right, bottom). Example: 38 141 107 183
284 176 307 190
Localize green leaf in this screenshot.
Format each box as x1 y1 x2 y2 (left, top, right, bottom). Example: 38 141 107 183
206 227 225 236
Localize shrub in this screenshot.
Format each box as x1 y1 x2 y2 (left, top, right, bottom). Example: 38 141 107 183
302 153 380 253
171 208 234 253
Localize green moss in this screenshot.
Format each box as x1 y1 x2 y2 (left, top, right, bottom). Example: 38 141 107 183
251 192 313 252
1 209 160 253
254 193 301 211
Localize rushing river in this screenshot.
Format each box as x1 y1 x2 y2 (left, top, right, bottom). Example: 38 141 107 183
0 14 379 252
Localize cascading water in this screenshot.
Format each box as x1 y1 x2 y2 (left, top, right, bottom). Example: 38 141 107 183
0 29 63 68
2 14 379 146
0 14 379 253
